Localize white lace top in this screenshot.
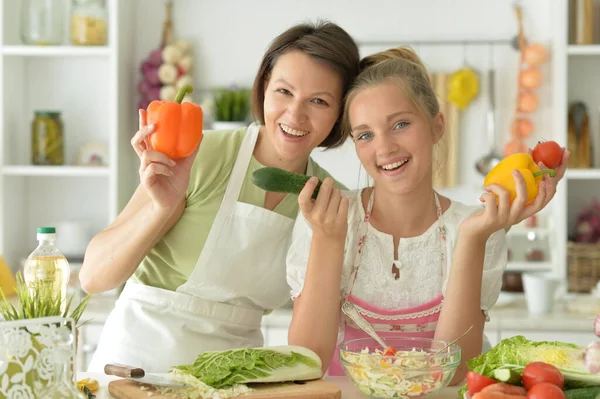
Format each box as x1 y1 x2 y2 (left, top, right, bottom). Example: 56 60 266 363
286 188 508 321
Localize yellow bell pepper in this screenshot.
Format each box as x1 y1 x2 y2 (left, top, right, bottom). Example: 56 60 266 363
484 153 556 205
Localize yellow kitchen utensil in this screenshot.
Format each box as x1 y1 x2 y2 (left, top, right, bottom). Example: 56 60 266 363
447 67 479 109
0 255 16 296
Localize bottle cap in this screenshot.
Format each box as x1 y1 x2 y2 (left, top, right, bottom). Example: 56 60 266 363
37 226 56 241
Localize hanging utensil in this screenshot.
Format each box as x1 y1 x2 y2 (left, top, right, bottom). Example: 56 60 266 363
475 51 503 176
341 301 396 355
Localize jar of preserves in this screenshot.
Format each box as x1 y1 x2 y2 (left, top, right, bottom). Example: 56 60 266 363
32 111 64 165
70 0 108 46
21 0 66 45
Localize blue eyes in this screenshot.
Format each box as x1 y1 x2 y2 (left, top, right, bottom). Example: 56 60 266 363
356 121 409 141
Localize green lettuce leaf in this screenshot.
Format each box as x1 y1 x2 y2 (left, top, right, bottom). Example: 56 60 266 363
172 345 322 388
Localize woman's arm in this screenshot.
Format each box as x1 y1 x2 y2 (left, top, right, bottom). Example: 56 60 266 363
79 185 185 294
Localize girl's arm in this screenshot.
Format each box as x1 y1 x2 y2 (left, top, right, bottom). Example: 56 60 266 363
434 235 488 386
288 234 346 374
437 184 512 385
286 177 349 374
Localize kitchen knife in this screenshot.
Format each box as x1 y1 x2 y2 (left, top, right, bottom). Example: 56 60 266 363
104 364 189 388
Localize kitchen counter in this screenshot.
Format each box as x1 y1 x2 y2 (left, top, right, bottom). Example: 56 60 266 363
77 372 462 398
72 291 600 331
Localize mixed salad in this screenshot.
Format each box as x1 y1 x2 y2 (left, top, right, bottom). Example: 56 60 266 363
341 346 459 398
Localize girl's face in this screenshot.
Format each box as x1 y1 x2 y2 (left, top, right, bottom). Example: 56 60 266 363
349 80 444 195
263 50 343 162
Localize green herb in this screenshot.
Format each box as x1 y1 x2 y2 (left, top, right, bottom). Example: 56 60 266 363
0 272 90 325
212 87 250 122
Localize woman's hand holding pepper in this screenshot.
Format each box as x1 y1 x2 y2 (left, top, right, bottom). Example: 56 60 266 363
131 109 201 210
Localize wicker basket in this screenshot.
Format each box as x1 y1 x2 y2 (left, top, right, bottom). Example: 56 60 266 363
568 241 600 292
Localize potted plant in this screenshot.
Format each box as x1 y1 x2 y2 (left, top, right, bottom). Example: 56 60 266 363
0 273 90 397
211 86 251 131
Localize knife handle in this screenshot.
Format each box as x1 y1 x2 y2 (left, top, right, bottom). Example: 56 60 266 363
104 363 145 378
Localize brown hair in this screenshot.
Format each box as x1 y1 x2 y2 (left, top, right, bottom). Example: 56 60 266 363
251 20 360 148
341 46 440 140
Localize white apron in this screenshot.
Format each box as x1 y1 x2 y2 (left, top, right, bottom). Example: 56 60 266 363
88 123 300 372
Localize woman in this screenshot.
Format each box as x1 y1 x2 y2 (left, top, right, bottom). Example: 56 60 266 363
285 46 569 385
81 20 360 372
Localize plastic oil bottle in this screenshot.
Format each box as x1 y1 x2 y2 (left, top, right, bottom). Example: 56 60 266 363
23 227 70 312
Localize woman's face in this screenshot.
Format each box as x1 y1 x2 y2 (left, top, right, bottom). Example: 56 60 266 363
349 80 444 195
263 50 344 162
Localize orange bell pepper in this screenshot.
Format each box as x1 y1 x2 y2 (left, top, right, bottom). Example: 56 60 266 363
484 153 555 205
146 84 203 159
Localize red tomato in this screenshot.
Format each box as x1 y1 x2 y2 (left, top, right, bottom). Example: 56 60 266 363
466 371 497 395
526 382 566 399
532 140 563 169
522 362 564 390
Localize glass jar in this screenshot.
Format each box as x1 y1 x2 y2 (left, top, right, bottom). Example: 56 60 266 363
32 111 64 165
21 0 66 45
70 0 108 46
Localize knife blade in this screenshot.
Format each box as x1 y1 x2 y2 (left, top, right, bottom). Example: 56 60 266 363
104 364 189 388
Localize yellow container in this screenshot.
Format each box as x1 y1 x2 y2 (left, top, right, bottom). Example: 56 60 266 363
0 255 16 296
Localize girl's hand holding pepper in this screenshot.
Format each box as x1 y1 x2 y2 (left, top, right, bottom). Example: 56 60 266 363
459 174 529 246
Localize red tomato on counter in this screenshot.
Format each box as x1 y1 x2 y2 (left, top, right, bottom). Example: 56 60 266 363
526 382 566 399
466 371 497 395
522 362 564 390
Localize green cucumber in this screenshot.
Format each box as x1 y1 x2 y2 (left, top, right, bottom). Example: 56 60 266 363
564 386 600 399
493 368 522 385
252 167 321 199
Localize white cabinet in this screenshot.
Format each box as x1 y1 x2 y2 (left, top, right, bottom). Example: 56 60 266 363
265 327 289 347
0 0 137 272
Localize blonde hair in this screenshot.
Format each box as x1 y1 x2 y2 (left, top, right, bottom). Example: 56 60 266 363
341 46 440 139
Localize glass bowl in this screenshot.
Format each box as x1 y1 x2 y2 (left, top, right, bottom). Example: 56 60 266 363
339 337 461 398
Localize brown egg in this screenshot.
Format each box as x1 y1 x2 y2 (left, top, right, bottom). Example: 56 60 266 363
504 139 528 157
518 92 539 113
511 118 535 138
523 44 548 66
520 68 542 89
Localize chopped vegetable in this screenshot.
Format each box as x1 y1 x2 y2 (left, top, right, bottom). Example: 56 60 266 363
467 371 497 394
341 345 459 398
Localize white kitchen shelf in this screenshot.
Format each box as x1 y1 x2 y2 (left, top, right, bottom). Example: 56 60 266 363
506 261 553 272
567 45 600 56
506 227 549 238
2 165 110 177
0 0 137 272
2 45 110 57
566 168 600 180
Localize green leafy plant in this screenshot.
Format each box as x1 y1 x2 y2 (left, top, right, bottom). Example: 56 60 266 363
0 272 90 324
212 87 251 122
172 345 322 388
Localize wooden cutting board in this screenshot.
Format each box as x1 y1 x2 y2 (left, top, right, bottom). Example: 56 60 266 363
108 378 342 399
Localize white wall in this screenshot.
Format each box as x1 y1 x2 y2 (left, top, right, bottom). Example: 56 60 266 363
133 0 556 206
